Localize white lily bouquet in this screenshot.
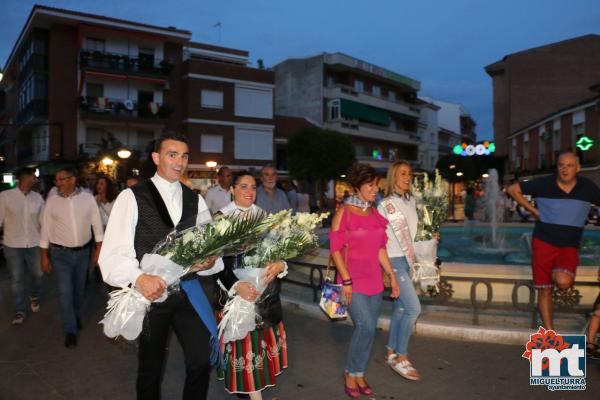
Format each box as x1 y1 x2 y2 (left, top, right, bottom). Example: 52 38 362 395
411 170 448 290
100 211 281 340
218 210 329 343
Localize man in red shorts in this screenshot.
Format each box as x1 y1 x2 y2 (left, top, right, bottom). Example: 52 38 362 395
508 151 600 330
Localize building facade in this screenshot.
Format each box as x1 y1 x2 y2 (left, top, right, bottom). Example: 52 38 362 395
274 53 422 170
485 34 600 159
0 5 275 186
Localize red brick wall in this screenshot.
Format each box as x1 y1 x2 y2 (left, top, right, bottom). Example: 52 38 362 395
561 114 573 150
489 35 600 157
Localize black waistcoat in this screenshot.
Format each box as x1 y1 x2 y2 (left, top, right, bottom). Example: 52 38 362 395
131 179 214 294
131 179 198 260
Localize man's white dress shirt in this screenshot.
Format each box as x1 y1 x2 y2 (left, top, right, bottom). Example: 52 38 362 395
0 188 44 248
99 174 224 288
205 184 231 214
40 188 104 248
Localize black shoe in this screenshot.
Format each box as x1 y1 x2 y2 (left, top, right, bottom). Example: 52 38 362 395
76 317 82 330
65 333 77 348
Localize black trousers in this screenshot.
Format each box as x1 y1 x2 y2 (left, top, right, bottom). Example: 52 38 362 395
137 281 213 400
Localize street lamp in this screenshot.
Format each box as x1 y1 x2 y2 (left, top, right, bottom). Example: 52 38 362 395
206 160 217 168
456 171 463 177
102 157 114 166
117 149 131 159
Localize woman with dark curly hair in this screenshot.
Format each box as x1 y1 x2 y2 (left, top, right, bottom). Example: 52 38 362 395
329 163 400 398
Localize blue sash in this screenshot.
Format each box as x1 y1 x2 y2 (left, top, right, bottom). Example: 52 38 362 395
180 279 221 366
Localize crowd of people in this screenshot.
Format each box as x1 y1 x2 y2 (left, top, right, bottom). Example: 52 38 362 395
1 134 599 399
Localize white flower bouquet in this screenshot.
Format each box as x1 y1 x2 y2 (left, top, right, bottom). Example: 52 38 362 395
218 210 329 342
100 211 284 340
411 170 448 290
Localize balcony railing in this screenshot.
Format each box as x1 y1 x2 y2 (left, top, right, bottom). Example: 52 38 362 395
79 50 173 77
325 84 421 119
78 96 173 120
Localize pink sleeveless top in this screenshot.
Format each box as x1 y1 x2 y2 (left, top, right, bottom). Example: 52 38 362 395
329 208 388 295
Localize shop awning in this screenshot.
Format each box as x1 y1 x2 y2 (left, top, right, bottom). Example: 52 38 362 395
340 99 390 126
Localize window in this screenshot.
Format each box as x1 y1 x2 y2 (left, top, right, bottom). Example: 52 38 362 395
327 99 340 121
354 79 364 93
201 90 224 109
388 90 396 102
234 128 272 160
552 129 560 152
523 135 529 161
201 134 223 153
235 85 273 119
85 37 105 52
86 83 104 98
86 127 106 147
372 85 381 97
326 75 335 88
389 119 397 131
138 48 155 70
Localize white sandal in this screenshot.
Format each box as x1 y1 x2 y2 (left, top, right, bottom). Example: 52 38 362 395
386 354 421 381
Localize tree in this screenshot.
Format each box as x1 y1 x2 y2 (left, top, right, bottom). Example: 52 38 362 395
287 127 355 210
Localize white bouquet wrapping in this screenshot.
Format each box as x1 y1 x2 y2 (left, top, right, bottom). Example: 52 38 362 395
218 268 268 343
412 239 440 291
100 254 184 340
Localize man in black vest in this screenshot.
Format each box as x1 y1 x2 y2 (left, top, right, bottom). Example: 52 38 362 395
99 133 223 400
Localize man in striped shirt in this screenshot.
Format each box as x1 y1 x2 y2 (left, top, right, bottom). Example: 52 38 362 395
508 151 600 330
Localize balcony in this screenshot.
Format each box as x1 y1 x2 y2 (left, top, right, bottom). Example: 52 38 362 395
79 50 173 78
325 84 420 119
324 118 419 145
78 96 173 122
17 99 47 123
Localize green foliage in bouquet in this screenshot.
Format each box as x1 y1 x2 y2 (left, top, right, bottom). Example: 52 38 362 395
243 211 329 268
156 211 286 271
413 170 448 241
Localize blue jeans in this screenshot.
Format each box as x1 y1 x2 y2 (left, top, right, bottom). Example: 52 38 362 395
50 246 90 334
346 291 383 377
387 257 421 355
4 247 42 315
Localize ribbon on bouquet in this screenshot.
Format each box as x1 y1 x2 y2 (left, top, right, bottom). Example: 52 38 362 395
180 279 222 367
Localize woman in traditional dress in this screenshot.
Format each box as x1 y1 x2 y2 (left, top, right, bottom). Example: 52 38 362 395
329 163 400 398
377 160 423 381
215 170 288 400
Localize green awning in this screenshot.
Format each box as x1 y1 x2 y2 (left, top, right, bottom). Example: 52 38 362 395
340 99 390 126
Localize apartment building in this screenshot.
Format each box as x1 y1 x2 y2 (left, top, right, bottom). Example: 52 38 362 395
274 53 421 170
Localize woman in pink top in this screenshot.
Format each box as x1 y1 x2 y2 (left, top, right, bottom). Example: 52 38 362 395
329 163 400 398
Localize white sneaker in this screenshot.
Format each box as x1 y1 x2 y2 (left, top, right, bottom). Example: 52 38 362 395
11 313 24 325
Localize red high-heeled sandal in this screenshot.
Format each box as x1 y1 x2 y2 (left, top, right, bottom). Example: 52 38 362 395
343 373 360 398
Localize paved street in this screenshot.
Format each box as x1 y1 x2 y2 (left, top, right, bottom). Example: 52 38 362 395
0 266 597 400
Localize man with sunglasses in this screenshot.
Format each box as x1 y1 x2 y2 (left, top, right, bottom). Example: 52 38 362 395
39 166 104 348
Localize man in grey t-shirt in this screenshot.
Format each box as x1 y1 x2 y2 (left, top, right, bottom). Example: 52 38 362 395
256 165 290 214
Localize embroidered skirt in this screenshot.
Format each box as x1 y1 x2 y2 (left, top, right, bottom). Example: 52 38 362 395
218 322 288 394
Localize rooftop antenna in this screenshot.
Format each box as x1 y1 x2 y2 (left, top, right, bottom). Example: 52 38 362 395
212 22 222 44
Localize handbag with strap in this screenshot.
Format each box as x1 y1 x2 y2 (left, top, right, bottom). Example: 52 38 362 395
320 207 350 320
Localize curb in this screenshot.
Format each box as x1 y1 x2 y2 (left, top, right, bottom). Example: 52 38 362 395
280 295 582 346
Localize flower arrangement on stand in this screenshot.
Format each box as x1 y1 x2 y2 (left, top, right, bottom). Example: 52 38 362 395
411 170 448 291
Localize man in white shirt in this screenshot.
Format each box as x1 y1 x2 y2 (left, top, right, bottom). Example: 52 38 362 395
40 166 104 348
204 166 232 214
99 133 223 400
0 167 45 325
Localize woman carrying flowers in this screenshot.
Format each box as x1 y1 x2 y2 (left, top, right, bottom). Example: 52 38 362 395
215 170 288 400
329 163 400 398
